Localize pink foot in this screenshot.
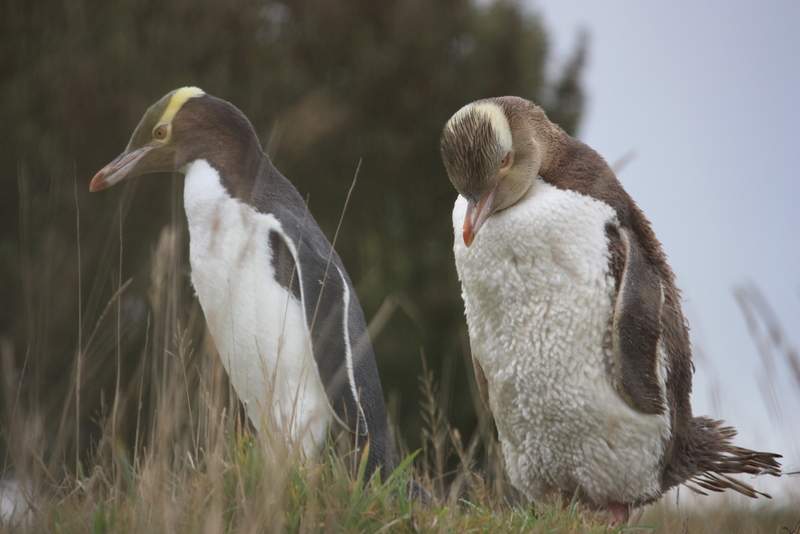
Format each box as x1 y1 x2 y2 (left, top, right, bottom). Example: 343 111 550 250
606 502 630 525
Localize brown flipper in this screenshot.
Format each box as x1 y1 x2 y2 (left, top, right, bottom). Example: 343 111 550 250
608 224 666 415
472 356 491 413
682 417 782 498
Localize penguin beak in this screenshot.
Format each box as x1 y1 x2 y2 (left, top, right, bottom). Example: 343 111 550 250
463 186 498 247
89 145 154 192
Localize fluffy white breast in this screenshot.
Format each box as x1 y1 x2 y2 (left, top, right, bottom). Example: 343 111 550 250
452 178 670 506
182 159 332 455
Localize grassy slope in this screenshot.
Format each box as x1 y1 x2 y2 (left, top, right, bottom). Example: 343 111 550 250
2 227 797 534
2 430 797 533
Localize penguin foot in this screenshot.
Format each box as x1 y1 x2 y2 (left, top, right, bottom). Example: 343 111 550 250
605 502 630 525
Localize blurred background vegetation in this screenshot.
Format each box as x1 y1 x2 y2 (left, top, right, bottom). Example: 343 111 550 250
0 0 586 470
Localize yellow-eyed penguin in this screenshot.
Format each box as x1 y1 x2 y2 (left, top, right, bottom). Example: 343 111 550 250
90 87 394 479
440 96 781 521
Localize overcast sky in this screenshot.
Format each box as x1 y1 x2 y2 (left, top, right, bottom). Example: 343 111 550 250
535 0 799 499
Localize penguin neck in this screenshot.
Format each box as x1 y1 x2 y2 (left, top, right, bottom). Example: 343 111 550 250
182 159 236 216
182 152 301 225
190 138 278 206
535 128 572 180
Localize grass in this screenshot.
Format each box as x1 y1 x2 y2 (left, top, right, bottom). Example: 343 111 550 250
2 344 797 533
0 435 614 534
1 429 797 533
1 187 798 533
2 216 626 533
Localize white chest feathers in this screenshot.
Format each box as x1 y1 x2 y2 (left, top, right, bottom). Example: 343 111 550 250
182 159 331 455
452 179 670 506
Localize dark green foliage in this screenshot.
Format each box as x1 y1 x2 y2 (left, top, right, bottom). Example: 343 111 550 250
0 0 584 467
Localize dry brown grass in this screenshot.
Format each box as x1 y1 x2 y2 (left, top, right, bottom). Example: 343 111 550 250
0 194 797 533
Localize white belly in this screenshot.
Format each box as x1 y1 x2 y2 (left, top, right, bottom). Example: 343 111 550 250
182 159 332 455
453 180 670 505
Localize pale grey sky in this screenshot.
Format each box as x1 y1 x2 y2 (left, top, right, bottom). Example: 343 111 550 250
535 0 799 499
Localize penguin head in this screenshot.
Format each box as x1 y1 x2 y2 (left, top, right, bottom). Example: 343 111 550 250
90 87 262 194
440 97 555 246
89 87 205 192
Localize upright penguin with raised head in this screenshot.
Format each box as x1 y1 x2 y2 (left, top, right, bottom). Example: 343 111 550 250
440 96 781 522
90 87 394 479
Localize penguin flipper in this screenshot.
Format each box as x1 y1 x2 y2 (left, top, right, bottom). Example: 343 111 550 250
268 229 369 436
472 356 490 413
608 224 666 415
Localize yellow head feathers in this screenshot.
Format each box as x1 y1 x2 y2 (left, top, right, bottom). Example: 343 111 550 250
156 86 205 127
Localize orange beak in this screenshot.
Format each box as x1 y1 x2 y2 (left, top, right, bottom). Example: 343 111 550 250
462 186 497 246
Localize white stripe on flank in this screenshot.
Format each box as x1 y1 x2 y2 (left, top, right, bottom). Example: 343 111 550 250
337 265 368 436
269 221 353 432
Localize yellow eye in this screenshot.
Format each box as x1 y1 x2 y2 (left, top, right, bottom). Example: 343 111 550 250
153 124 168 140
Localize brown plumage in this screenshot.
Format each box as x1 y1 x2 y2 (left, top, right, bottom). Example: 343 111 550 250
519 99 782 500
441 96 781 518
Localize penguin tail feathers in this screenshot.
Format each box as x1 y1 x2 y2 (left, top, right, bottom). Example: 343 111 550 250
683 416 782 498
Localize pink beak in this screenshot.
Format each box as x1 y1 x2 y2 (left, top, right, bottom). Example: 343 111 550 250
89 145 151 192
462 187 497 246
